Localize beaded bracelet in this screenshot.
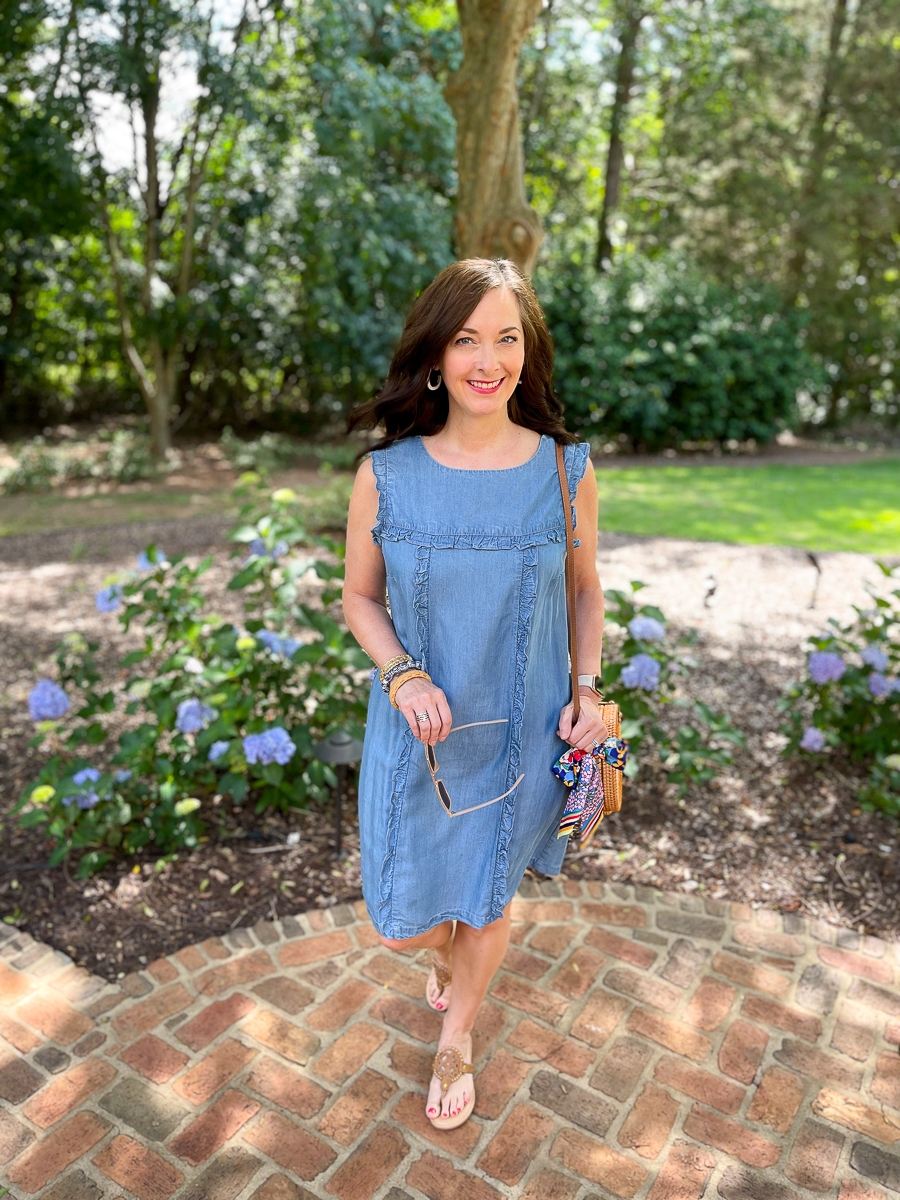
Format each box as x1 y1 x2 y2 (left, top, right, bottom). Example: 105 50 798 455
389 669 431 709
379 652 413 682
381 658 424 694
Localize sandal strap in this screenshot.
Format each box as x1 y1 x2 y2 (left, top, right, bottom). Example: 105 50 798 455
432 1045 473 1093
431 956 452 990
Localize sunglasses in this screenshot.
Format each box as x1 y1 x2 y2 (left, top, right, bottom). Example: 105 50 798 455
424 719 525 817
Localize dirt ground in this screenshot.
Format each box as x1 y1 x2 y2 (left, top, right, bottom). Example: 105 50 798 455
1 506 898 982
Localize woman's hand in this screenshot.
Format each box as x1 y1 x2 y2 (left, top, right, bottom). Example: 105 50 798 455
558 693 609 752
394 677 452 746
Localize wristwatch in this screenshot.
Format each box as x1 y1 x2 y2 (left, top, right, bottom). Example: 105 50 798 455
577 673 603 696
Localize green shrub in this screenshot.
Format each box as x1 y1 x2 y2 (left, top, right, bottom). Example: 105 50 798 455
218 427 299 474
16 475 370 875
778 561 900 818
544 255 824 452
0 430 158 493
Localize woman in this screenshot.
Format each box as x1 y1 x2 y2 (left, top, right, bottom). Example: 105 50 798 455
342 257 607 1131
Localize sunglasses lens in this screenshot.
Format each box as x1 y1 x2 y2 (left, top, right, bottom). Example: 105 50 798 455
438 781 451 813
426 745 436 770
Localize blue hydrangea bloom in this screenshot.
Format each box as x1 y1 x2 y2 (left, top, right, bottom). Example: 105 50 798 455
71 766 102 809
243 727 296 766
800 726 827 752
114 769 133 783
95 584 123 613
208 740 230 763
621 653 661 691
175 698 217 734
137 548 168 571
628 615 665 642
869 672 893 699
28 679 70 721
808 650 846 684
861 645 890 672
248 539 288 561
256 630 302 659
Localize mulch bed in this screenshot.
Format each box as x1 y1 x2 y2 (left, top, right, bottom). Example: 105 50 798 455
1 522 898 984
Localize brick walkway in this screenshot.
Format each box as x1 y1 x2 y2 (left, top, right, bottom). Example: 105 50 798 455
0 881 898 1200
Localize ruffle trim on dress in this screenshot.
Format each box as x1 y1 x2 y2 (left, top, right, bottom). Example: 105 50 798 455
370 521 581 550
413 545 430 666
377 724 413 931
563 441 590 534
491 543 538 919
369 449 389 547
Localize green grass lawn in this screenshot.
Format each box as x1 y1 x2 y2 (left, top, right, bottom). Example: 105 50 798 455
595 458 900 554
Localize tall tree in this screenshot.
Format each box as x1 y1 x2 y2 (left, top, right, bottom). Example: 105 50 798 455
594 0 644 271
70 0 284 457
444 0 544 275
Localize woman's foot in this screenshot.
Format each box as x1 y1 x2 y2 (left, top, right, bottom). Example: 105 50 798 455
425 944 453 1012
426 1030 474 1126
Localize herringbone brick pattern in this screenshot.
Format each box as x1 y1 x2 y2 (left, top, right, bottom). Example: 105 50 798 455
0 880 898 1199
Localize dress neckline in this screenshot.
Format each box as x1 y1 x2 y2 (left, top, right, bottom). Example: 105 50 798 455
418 433 546 474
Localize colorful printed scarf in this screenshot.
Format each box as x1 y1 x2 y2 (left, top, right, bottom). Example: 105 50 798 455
552 736 628 845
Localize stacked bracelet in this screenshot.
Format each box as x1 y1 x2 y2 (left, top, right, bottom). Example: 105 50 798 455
381 657 424 694
379 653 413 682
389 669 431 709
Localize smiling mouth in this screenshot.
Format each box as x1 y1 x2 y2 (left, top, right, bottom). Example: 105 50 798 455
466 378 505 393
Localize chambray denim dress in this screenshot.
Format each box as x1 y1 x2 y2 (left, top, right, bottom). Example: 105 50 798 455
358 433 590 939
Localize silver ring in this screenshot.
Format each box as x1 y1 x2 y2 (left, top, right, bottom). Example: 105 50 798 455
415 712 430 723
590 738 600 749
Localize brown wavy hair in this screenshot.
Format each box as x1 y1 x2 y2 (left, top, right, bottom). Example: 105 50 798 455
346 258 576 452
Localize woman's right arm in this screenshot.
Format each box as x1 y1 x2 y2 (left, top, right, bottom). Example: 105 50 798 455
342 458 451 743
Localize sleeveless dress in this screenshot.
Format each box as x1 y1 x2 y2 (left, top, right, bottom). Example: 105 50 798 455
358 432 591 939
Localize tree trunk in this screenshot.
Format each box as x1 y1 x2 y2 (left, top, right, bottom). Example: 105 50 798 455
785 0 850 303
595 4 643 272
444 0 544 277
148 339 175 457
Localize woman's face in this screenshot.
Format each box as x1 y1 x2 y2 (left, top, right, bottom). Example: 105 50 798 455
438 287 525 418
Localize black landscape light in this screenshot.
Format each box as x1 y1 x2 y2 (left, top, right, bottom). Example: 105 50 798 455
313 729 364 857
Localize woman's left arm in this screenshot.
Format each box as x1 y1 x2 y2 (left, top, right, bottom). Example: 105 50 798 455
557 456 608 750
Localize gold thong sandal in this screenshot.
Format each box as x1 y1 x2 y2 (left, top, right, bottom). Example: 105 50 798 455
428 1045 475 1131
426 953 452 1012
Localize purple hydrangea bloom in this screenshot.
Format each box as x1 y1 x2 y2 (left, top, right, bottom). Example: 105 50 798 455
808 650 846 684
71 766 102 809
243 727 296 766
869 672 893 699
621 653 661 691
799 726 827 752
628 615 666 642
175 698 217 734
208 740 230 763
28 679 70 721
137 548 168 571
114 769 132 783
368 666 378 682
95 584 123 613
248 538 268 556
861 645 890 672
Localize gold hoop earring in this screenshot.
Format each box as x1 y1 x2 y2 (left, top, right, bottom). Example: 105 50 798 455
426 369 442 391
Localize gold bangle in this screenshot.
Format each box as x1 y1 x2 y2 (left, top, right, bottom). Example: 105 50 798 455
389 669 431 709
379 652 413 682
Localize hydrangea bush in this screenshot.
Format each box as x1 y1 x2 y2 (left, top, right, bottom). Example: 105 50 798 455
16 474 370 875
18 475 744 876
778 561 900 817
601 582 745 791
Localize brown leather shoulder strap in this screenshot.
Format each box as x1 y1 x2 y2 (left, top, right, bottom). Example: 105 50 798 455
555 441 580 721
